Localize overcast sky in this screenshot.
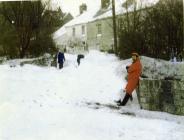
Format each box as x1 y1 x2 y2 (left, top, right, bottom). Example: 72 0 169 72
0 0 100 17
51 0 100 17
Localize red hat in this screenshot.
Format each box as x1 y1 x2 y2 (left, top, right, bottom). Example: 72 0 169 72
131 52 139 57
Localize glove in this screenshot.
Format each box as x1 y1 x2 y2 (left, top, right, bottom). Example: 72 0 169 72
126 66 129 71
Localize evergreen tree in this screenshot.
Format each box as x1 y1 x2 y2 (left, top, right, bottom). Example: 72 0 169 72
0 0 65 58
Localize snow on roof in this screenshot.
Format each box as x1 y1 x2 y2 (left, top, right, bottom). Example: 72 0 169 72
64 8 99 27
63 0 159 26
138 0 159 7
94 0 160 21
91 0 125 21
53 0 159 38
53 7 99 39
53 25 67 39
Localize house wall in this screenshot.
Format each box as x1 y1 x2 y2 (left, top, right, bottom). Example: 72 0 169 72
66 24 87 42
55 13 127 52
64 24 89 52
54 34 67 46
87 18 114 51
54 24 88 52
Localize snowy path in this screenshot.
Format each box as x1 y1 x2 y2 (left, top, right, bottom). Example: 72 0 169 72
0 51 184 140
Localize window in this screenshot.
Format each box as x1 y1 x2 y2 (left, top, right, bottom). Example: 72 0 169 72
72 27 75 36
82 41 85 45
82 25 85 35
97 24 102 35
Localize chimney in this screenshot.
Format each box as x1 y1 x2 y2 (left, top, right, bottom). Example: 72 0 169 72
79 3 87 14
101 0 110 9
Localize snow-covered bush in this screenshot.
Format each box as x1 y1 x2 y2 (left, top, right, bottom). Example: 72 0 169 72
2 53 53 67
0 57 7 64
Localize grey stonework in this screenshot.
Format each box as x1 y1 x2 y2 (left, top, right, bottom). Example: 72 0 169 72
137 79 184 115
3 54 53 67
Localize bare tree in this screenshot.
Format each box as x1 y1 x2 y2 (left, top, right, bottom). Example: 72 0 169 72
0 1 46 58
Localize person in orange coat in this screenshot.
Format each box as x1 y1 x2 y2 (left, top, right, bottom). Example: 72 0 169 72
117 52 142 106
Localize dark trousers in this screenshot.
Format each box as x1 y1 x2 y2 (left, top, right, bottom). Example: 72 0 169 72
59 63 63 69
77 58 80 65
121 93 132 106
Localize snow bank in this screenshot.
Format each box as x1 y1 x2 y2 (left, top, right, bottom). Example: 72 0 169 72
0 50 184 140
140 56 184 80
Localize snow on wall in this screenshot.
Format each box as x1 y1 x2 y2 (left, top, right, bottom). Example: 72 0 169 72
140 56 184 80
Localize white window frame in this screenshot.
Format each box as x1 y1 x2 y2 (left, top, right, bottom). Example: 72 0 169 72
97 24 102 35
82 25 85 35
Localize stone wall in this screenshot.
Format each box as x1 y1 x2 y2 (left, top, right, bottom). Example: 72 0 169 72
137 79 184 115
1 54 53 67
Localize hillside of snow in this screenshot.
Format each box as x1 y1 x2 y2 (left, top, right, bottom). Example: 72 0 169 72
0 50 184 140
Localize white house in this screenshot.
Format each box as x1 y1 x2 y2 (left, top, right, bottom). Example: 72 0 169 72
53 0 159 52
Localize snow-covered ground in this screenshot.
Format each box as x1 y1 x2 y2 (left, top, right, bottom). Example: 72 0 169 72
0 50 184 140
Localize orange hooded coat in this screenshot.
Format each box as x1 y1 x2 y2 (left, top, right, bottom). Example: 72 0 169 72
125 58 142 95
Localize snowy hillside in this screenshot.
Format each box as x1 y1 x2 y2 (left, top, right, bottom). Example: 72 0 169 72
0 50 184 140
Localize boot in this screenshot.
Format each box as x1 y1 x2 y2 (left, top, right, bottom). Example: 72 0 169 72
114 99 121 104
130 95 133 101
117 93 130 106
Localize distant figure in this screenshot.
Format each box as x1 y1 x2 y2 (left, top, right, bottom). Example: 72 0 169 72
57 51 65 69
115 52 142 106
77 54 84 66
178 53 183 62
170 48 175 62
173 56 177 63
64 47 67 53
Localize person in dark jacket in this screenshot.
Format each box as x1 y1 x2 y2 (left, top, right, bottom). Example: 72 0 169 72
57 51 65 69
77 54 84 66
178 52 183 62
